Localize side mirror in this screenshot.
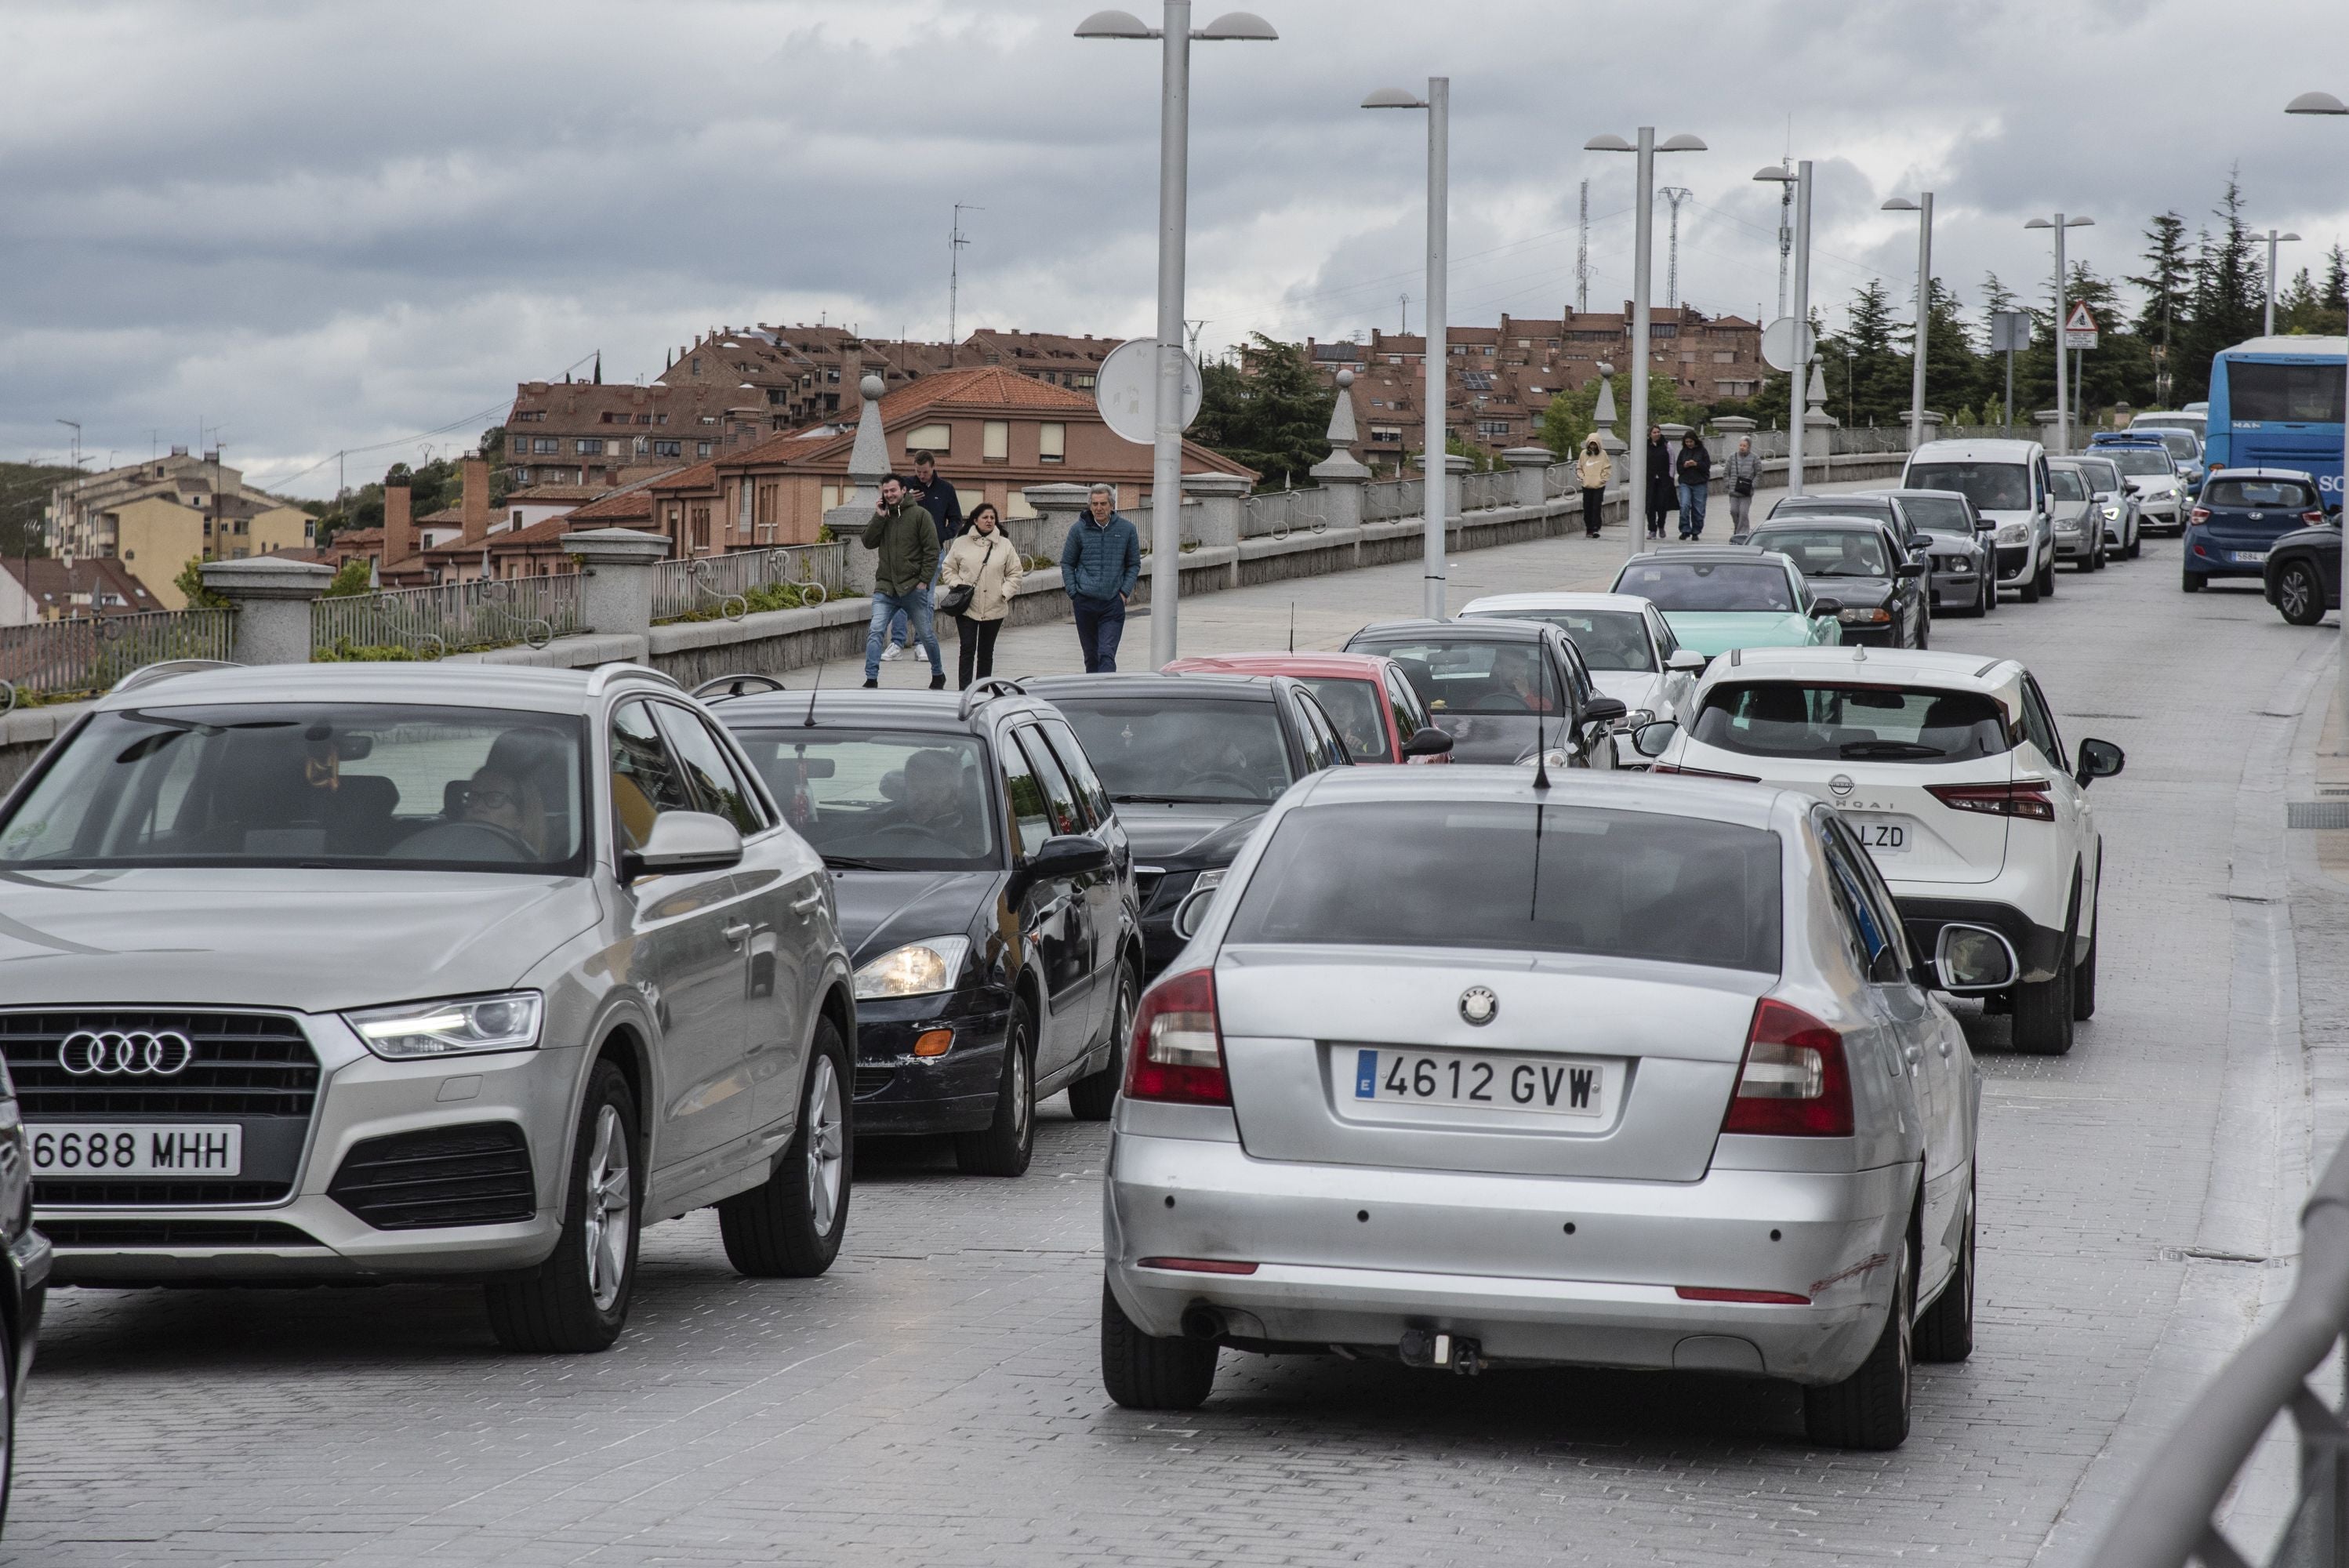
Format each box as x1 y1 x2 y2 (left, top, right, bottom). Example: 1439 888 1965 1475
1810 597 1845 618
1581 695 1629 729
1931 922 2019 993
1666 648 1708 673
1974 516 1998 532
1171 871 1226 941
622 811 743 881
1632 719 1679 758
1896 561 1927 579
1022 833 1112 882
2076 737 2126 786
1403 726 1455 758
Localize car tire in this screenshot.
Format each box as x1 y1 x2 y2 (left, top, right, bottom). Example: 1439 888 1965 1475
2127 532 2141 560
1915 612 1929 649
2072 870 2100 1022
1981 572 1997 615
1068 963 1136 1123
485 1056 641 1353
2279 561 2328 626
2018 570 2042 604
1915 1177 1975 1364
2182 568 2206 593
2011 891 2078 1056
2039 556 2056 597
1100 1279 1218 1410
955 999 1036 1177
718 1017 852 1276
1802 1234 1912 1450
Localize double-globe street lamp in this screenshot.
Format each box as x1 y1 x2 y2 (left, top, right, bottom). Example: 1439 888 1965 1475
1076 4 1277 666
1363 81 1450 619
2285 89 2349 691
2024 212 2094 455
1882 193 1935 453
1586 129 1707 551
1753 162 1813 495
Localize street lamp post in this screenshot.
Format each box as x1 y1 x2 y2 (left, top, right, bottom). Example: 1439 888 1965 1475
1755 162 1813 493
1365 81 1450 619
2024 212 2094 454
1587 128 1707 553
1883 193 1934 451
1076 4 1277 666
2256 227 2303 336
2285 89 2349 691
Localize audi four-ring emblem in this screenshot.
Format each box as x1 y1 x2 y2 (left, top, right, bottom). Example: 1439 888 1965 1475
60 1029 194 1076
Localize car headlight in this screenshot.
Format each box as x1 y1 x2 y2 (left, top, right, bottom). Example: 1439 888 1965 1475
1839 607 1893 624
2100 503 2122 520
854 937 971 1000
346 993 543 1059
1996 521 2030 545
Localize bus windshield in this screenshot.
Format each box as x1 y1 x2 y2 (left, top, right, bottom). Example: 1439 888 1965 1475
2207 347 2347 503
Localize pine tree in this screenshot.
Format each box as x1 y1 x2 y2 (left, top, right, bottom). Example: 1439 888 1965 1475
2325 245 2348 313
1192 333 1338 488
2179 175 2264 397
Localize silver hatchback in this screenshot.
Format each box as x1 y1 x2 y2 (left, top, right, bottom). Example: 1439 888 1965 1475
0 662 856 1352
1101 768 1993 1448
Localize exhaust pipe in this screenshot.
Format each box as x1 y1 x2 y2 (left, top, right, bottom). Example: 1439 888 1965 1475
1181 1305 1226 1342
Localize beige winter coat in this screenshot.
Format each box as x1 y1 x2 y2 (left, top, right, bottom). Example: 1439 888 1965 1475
940 528 1025 620
1576 447 1612 488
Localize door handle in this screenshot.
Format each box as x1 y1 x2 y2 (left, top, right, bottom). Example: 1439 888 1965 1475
1903 1044 1922 1069
723 921 753 947
1937 1038 1952 1058
788 889 825 913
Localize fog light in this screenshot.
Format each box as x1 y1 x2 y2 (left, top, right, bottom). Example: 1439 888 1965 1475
912 1029 954 1058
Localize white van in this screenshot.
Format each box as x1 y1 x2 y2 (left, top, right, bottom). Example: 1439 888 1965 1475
1901 438 2057 603
2129 409 2207 446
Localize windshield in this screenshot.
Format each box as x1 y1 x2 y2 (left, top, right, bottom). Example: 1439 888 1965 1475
1615 560 1795 612
1747 528 1891 577
1291 677 1391 762
1365 639 1564 718
2071 461 2121 495
1904 462 2031 511
1461 609 1654 671
2134 416 2203 435
2048 469 2089 502
732 729 998 869
1896 494 1973 533
2205 476 2321 510
1047 696 1293 804
2227 361 2347 424
0 704 587 873
1774 499 1896 528
1225 800 1781 972
2105 449 2173 477
1691 683 2010 763
2155 430 2201 461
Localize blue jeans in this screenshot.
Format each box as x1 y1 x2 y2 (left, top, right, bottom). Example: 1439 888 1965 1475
1678 484 1708 537
866 588 940 679
1071 594 1127 673
884 574 937 648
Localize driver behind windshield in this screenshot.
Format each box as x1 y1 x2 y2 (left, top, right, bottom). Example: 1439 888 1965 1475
899 748 981 841
459 767 547 857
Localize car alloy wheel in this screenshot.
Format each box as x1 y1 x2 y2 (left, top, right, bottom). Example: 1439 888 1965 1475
2280 561 2327 626
583 1102 634 1313
804 1053 846 1233
717 1016 852 1276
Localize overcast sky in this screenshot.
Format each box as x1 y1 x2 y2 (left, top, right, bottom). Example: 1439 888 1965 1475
2 0 2344 498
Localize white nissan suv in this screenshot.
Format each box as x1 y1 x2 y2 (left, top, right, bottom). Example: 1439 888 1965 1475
1632 645 2123 1054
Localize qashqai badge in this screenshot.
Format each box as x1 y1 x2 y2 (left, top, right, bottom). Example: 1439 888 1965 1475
1828 774 1856 798
1458 986 1499 1026
60 1029 194 1077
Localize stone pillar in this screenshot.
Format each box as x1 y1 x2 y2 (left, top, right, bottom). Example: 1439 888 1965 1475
1310 367 1374 533
1591 365 1628 462
1898 410 1945 450
2034 408 2065 448
1501 447 1554 507
1017 483 1092 569
1804 365 1839 463
1182 471 1252 550
563 527 670 637
201 557 335 666
823 374 892 596
1413 453 1470 524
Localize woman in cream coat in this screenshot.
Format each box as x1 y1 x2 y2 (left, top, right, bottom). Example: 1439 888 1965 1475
939 503 1025 689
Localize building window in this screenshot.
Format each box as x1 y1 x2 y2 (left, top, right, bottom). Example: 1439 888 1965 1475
1004 488 1038 520
511 466 531 485
821 485 840 512
1476 420 1512 439
982 421 1009 462
906 422 951 453
652 440 681 458
1038 423 1066 464
736 481 753 536
575 438 605 456
1371 426 1403 445
655 413 669 426
696 441 713 458
533 437 557 455
690 506 712 552
756 483 780 535
1073 373 1096 390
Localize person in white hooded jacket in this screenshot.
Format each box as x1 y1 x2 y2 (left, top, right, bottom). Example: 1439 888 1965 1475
939 503 1025 688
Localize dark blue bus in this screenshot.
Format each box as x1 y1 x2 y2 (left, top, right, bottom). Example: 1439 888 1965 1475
2204 337 2347 505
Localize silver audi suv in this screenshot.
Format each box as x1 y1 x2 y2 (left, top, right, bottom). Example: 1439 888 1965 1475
0 661 855 1352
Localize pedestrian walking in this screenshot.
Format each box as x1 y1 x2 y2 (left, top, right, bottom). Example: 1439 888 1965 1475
880 448 966 662
859 474 945 689
1058 483 1140 673
1644 425 1674 539
1676 429 1713 539
1723 435 1763 536
939 503 1023 689
1575 437 1611 539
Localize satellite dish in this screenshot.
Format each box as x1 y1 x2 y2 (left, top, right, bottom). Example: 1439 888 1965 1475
1760 317 1817 372
1096 339 1204 446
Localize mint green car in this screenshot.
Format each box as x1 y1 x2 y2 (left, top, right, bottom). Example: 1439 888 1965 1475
1610 547 1843 659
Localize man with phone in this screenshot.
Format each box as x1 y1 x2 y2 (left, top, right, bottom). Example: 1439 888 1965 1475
860 474 945 689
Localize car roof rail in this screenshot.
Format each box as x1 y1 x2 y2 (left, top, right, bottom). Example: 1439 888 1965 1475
107 659 242 696
957 676 1028 720
586 664 681 698
692 672 789 702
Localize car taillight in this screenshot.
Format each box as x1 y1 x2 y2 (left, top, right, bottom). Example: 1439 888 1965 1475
1676 1286 1813 1305
1926 778 2055 821
2191 506 2212 524
2306 510 2326 524
1650 763 1762 782
1124 967 1229 1105
1721 999 1853 1137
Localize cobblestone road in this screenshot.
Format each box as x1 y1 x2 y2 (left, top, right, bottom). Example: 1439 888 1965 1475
7 503 2341 1566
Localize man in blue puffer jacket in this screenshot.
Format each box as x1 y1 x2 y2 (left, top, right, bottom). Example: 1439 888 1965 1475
1058 483 1141 672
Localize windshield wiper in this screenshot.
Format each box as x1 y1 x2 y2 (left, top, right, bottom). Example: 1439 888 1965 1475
822 855 892 871
1113 793 1259 805
1840 740 1945 759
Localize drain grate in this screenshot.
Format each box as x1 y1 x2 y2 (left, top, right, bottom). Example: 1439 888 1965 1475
2289 800 2349 829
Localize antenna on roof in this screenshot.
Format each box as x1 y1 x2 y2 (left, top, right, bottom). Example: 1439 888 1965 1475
1288 601 1295 653
803 650 823 728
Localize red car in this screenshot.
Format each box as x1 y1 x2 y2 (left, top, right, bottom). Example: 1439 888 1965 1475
1160 652 1453 763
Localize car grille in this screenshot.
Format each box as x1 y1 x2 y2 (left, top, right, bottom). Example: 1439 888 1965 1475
328 1123 535 1231
42 1218 322 1249
39 1179 292 1207
0 1010 318 1119
853 1067 897 1100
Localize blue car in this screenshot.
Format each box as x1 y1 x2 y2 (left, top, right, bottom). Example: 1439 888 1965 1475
2183 468 2330 592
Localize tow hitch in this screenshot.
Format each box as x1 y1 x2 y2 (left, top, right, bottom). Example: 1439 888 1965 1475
1400 1327 1483 1376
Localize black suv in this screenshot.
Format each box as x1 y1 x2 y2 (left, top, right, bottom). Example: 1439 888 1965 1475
1023 673 1353 980
1342 618 1625 766
1743 515 1931 648
705 677 1141 1178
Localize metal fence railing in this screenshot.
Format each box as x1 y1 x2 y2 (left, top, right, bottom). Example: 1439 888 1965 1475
1362 477 1426 524
0 608 234 707
311 575 583 659
1240 490 1331 540
2086 1135 2349 1568
651 543 846 623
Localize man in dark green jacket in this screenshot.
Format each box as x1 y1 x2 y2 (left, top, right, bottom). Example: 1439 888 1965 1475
861 475 944 688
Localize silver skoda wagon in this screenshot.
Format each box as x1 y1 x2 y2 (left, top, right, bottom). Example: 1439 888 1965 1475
0 662 855 1352
1102 767 1994 1448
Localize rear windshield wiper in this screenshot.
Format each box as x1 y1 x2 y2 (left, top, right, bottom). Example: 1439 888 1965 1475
1839 740 1946 759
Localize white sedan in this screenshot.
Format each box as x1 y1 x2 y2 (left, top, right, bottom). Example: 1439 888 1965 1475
1458 591 1706 763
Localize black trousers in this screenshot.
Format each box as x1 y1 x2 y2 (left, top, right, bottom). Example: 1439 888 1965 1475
955 614 1004 688
1581 486 1606 535
1645 495 1671 535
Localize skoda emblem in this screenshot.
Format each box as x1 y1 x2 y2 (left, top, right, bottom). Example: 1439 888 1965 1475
1828 774 1856 799
1458 986 1499 1026
60 1029 194 1077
